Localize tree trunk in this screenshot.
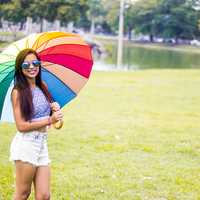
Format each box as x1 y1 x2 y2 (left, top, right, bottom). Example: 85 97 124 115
25 17 32 35
150 34 154 42
90 18 95 35
55 20 61 31
0 18 2 28
42 18 48 32
40 18 43 32
20 22 23 30
67 21 74 32
175 37 178 44
128 26 132 41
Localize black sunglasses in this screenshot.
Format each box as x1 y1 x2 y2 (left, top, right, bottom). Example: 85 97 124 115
21 60 41 69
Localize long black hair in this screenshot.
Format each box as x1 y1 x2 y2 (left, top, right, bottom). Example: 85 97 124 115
13 48 52 121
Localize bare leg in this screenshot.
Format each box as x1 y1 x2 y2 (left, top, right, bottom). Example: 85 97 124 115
34 165 51 200
13 160 36 200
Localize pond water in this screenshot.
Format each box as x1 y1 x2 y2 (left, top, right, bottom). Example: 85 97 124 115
93 41 200 71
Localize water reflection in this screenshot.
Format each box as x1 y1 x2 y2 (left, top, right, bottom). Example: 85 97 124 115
93 42 200 70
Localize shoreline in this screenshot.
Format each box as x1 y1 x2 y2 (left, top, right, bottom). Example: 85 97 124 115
93 35 200 55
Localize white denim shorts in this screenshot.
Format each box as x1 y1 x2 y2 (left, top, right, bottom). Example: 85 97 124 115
9 131 51 167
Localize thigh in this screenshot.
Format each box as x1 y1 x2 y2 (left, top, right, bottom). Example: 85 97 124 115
15 160 36 195
33 166 51 197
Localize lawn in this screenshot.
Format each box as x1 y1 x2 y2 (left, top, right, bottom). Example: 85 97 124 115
0 69 200 200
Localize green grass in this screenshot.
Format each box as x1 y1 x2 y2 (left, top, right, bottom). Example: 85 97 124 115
0 41 9 49
0 70 200 200
0 31 24 37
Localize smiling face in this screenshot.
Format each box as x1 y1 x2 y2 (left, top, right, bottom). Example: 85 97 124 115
22 53 40 80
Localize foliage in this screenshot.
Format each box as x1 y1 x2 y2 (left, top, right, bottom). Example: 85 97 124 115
125 0 159 40
0 0 89 26
0 0 34 24
155 0 200 40
57 0 89 25
0 0 200 40
101 0 120 33
125 0 200 41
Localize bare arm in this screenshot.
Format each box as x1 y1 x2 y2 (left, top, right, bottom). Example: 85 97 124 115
11 89 62 132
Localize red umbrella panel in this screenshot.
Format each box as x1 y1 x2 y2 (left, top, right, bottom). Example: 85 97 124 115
0 32 93 122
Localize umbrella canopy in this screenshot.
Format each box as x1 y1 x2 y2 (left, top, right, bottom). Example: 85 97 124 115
0 31 93 122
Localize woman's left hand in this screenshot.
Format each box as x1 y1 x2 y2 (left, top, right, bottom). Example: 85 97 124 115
50 102 60 112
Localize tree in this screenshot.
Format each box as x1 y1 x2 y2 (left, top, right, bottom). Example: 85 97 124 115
155 0 200 41
1 0 34 31
102 0 120 34
1 0 90 32
125 0 159 42
28 0 61 31
57 0 89 27
124 0 200 42
25 0 89 32
86 0 105 34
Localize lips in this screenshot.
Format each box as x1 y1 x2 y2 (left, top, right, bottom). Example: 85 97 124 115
27 69 38 75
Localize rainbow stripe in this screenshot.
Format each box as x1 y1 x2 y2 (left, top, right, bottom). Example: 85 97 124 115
0 31 93 122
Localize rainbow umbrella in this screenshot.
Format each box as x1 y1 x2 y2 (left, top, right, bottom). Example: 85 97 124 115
0 31 93 123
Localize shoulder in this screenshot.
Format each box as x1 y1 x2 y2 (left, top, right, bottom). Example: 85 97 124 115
11 88 20 103
11 87 19 96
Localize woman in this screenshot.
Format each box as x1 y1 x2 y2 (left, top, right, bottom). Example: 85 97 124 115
9 48 63 200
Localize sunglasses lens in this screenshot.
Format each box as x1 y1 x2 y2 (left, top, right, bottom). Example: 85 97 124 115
21 60 41 69
21 62 30 69
32 60 41 67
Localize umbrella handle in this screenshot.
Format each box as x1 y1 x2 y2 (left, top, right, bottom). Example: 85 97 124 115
51 103 63 129
53 119 63 129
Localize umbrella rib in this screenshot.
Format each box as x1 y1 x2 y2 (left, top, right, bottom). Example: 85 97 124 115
0 68 14 74
41 40 51 53
33 32 67 50
12 43 21 52
35 34 79 50
34 37 40 50
0 75 13 85
40 53 92 62
32 32 46 50
0 64 15 74
0 70 14 87
0 32 93 122
41 59 92 80
0 53 16 59
0 62 14 67
41 67 75 94
0 70 14 119
25 38 29 48
41 63 54 68
39 44 91 57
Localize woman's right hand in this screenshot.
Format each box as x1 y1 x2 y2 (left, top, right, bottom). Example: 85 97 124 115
50 110 63 124
50 102 60 112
